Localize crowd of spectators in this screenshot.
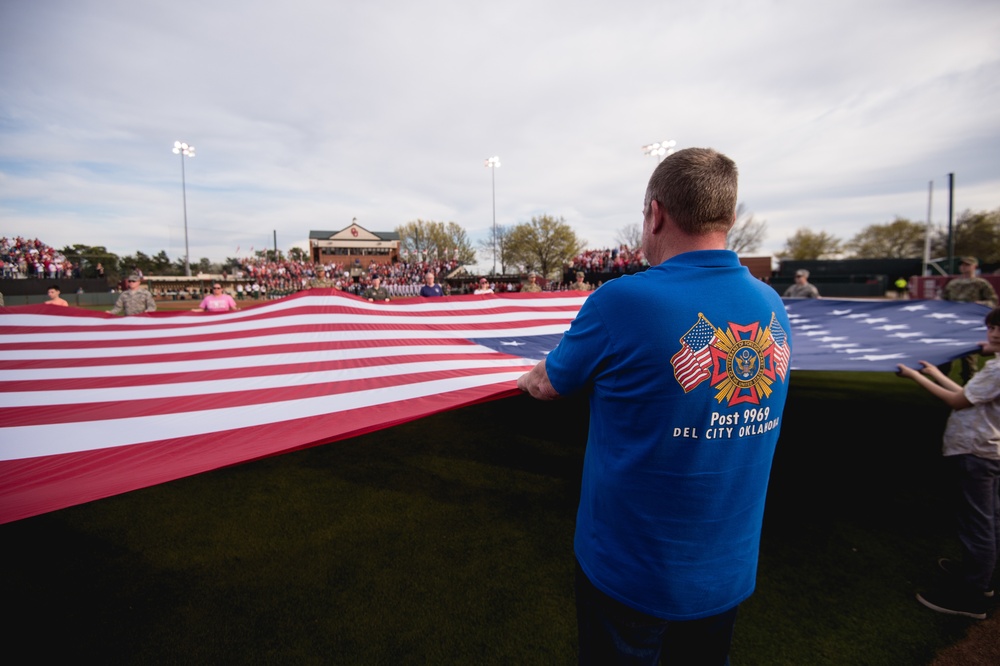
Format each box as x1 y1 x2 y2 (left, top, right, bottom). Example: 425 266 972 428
231 256 325 296
348 258 465 297
232 255 466 299
565 245 647 276
0 237 80 280
231 245 647 299
2 236 648 298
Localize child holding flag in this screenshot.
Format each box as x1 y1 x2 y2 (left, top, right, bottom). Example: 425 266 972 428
897 306 1000 619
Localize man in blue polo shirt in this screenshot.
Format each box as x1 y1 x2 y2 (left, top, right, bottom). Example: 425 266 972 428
518 147 792 665
419 271 444 297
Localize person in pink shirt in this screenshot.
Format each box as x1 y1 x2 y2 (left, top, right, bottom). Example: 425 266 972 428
194 284 238 312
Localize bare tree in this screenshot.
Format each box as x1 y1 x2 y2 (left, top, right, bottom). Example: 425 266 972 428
726 204 767 254
614 223 642 250
476 224 514 274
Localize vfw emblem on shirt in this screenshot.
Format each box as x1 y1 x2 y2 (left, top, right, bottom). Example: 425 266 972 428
670 312 790 406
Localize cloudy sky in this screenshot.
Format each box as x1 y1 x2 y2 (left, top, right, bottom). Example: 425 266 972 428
2 0 998 271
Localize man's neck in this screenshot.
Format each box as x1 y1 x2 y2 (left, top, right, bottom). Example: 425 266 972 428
652 232 729 265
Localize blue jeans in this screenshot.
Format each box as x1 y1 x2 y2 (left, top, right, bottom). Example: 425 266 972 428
575 560 737 666
950 454 1000 593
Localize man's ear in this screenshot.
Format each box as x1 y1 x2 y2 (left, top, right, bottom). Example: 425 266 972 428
649 199 666 233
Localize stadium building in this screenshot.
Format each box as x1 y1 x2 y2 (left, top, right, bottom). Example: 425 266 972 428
309 220 400 267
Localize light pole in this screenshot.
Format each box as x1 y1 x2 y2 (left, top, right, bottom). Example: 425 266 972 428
642 139 676 163
172 141 196 276
485 156 500 275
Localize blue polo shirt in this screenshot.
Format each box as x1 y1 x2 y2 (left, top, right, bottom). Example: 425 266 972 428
545 250 791 620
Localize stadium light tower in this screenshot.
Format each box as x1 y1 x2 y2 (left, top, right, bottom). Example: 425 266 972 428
172 141 196 276
485 156 501 275
642 139 676 163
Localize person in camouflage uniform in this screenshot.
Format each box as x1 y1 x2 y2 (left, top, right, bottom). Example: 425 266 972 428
362 276 390 302
521 272 543 293
939 257 998 383
783 268 821 298
109 274 157 316
942 257 999 307
571 271 593 292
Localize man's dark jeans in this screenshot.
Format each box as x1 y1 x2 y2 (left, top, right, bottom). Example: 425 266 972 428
575 560 738 665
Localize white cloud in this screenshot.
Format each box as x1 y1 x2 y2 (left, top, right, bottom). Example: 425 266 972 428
1 0 998 266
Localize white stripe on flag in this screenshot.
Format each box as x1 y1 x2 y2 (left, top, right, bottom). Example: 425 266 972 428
1 370 528 460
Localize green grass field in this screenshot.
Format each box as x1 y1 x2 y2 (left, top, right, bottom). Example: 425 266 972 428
0 370 991 664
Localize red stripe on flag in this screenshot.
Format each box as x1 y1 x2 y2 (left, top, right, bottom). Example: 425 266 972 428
0 338 480 371
0 350 514 392
2 362 534 426
0 382 523 525
0 290 588 524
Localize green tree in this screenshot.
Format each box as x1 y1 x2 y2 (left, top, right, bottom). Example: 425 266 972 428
726 204 767 255
397 219 435 258
60 244 120 280
843 217 926 258
507 214 585 279
777 229 842 260
288 246 308 262
443 222 476 264
173 254 222 275
151 250 174 274
396 220 475 264
121 251 155 276
932 208 1000 264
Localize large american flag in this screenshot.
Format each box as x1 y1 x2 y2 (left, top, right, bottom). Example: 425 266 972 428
0 291 585 524
782 297 989 371
0 291 989 524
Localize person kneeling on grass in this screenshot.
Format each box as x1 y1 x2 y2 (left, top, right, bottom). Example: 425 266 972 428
896 306 1000 620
